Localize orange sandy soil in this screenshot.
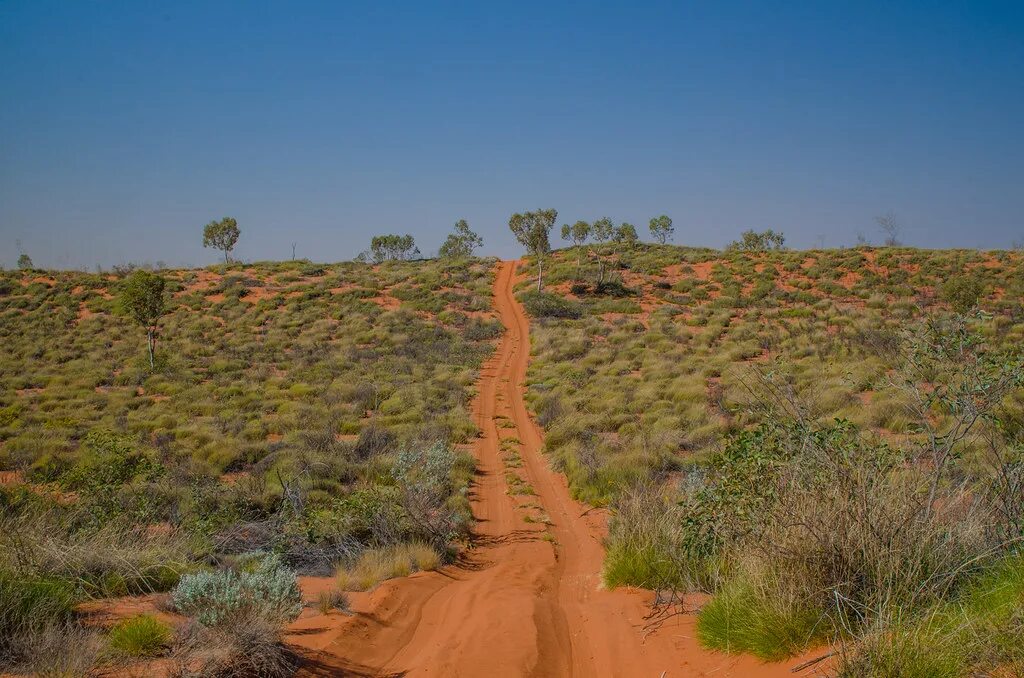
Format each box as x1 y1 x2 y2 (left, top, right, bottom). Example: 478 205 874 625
283 261 823 677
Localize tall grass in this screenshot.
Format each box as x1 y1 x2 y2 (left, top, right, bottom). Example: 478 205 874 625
336 542 441 591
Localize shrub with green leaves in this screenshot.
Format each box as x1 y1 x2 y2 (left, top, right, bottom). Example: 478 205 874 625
939 276 984 314
520 290 582 318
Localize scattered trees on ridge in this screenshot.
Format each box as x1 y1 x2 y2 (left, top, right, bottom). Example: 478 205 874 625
119 269 167 369
589 217 617 284
560 220 591 275
726 229 786 252
370 234 420 263
591 217 614 247
203 217 241 263
613 222 639 248
509 209 557 291
439 220 483 258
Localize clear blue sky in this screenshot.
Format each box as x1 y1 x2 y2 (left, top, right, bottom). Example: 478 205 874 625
2 1 1023 269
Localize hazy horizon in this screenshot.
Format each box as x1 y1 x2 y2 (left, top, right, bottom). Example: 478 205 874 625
3 1 1023 270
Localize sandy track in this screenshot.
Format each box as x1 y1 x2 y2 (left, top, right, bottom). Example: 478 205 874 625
289 261 812 677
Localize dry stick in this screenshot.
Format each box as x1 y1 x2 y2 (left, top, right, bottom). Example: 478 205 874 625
790 651 835 673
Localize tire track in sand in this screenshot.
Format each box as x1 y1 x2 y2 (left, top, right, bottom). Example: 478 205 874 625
289 260 813 677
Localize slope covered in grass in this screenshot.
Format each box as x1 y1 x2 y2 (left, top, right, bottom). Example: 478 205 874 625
0 257 499 674
521 244 1024 505
518 243 1024 672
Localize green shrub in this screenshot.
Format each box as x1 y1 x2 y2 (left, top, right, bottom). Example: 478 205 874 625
107 614 171 657
520 291 583 319
940 276 984 314
593 280 635 297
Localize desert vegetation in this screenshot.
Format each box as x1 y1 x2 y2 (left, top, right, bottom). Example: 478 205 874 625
3 221 1023 676
517 239 1024 674
0 256 499 675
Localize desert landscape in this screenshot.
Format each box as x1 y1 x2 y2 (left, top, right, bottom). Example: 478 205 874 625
2 223 1023 676
4 3 1024 676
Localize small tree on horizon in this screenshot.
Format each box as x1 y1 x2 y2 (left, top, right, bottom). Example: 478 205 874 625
203 217 240 263
648 215 674 244
439 220 483 258
120 269 167 369
17 253 33 270
509 209 557 291
560 220 591 277
590 217 615 284
876 211 903 247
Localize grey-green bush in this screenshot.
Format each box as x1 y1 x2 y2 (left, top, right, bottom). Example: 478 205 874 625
170 554 302 627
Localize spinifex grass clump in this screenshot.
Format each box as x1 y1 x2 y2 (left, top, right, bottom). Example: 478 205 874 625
107 614 172 657
840 556 1024 677
696 577 826 661
0 571 77 650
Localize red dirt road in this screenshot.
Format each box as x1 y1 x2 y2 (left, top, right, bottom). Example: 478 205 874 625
289 261 813 677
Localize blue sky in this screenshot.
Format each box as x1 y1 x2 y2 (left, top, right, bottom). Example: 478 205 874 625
2 1 1023 268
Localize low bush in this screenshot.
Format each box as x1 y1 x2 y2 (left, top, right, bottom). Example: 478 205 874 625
940 276 984 314
463 317 503 341
170 555 302 627
593 279 634 297
570 282 590 295
520 291 583 319
170 610 297 678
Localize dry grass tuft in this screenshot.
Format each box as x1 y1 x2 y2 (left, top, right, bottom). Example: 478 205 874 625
336 542 441 591
169 612 297 678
